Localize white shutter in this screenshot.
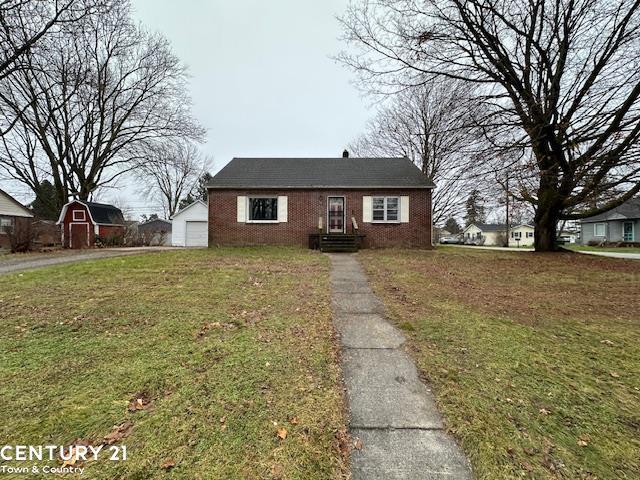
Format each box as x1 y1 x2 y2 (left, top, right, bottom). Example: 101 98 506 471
363 196 372 223
277 196 288 222
237 196 246 222
400 196 410 223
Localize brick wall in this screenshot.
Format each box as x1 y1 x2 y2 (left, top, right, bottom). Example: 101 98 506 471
208 189 432 248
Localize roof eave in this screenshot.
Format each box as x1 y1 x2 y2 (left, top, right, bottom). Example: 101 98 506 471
207 184 435 189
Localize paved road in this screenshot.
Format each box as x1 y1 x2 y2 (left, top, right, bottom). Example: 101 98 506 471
576 250 640 260
329 254 473 480
0 247 175 275
444 244 534 252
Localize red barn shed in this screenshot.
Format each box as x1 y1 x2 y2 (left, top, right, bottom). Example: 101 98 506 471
57 201 125 249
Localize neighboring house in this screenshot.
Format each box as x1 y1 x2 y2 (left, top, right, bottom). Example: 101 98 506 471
0 188 34 249
508 224 535 247
206 155 434 248
580 198 640 244
57 200 125 248
171 200 208 247
463 223 508 246
138 218 172 246
558 230 578 244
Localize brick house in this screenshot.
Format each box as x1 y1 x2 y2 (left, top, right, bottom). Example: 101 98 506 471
207 155 434 250
57 200 125 248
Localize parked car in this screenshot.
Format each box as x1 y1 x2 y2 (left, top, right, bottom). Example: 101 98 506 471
439 235 463 244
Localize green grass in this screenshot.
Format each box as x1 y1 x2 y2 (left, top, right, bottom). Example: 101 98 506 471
0 248 347 479
564 244 640 254
360 248 640 480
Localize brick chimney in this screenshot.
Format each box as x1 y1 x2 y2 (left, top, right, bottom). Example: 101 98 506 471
342 149 349 158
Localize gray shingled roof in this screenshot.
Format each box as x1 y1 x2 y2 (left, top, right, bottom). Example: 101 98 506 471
208 157 434 189
473 223 506 232
85 202 125 225
580 198 640 222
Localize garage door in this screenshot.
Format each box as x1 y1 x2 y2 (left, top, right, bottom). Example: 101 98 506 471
185 221 208 247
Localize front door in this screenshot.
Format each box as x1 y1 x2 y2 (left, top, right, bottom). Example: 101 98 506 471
623 221 634 242
328 197 345 233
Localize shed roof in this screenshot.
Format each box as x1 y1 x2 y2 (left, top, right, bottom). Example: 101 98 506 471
56 200 124 226
208 157 434 189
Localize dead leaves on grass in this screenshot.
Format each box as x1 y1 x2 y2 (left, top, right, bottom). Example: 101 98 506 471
103 421 133 445
160 458 176 470
197 321 238 339
128 391 152 412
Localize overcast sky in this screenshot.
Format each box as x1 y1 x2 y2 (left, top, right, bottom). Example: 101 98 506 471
118 0 371 217
4 0 372 217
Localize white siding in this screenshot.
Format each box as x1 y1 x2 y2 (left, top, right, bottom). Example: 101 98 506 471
362 196 372 223
508 225 535 247
171 201 208 247
0 190 33 218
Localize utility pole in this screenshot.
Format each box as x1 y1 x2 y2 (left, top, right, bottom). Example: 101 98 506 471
505 172 510 247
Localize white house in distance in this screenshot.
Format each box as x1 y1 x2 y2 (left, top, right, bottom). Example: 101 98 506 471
509 224 535 247
170 200 208 247
463 223 536 247
463 223 507 246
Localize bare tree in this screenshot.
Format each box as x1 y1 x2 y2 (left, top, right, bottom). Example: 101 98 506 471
339 0 640 251
0 0 205 214
137 141 209 219
0 0 104 81
0 0 107 135
350 81 486 225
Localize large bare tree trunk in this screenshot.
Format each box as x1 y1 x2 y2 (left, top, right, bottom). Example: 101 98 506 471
534 177 561 252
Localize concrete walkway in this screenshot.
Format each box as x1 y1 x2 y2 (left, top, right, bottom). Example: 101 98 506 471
329 254 473 480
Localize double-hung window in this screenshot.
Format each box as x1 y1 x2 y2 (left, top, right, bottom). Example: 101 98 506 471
372 196 399 222
248 197 278 221
0 216 13 229
594 223 606 237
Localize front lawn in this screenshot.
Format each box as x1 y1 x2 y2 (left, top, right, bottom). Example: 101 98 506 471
0 248 347 479
360 247 640 479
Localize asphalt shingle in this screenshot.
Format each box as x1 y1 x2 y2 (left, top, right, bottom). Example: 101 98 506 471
208 157 434 189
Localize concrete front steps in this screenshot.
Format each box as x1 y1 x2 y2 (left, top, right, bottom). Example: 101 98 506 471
320 234 359 252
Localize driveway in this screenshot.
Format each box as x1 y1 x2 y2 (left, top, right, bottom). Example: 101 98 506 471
0 247 175 274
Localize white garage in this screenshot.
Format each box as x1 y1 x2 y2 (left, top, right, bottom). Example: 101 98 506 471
170 200 208 247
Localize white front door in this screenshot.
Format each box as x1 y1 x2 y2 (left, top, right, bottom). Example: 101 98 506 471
185 221 208 247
